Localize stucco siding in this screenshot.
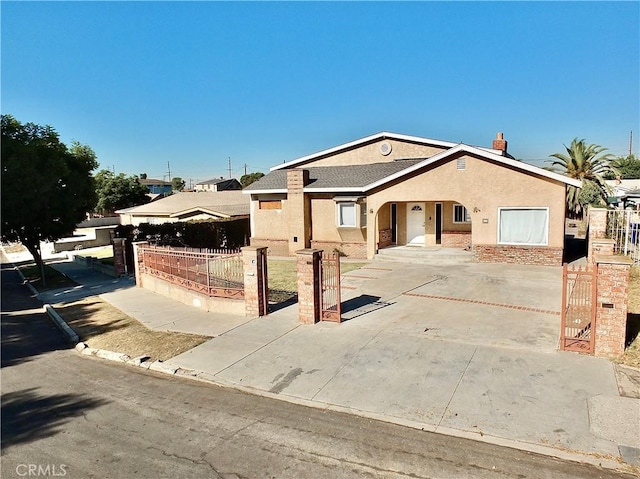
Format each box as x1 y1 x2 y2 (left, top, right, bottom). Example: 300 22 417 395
367 153 566 258
310 196 366 243
251 196 290 241
307 139 448 167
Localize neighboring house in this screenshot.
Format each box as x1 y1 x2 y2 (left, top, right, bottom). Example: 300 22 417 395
195 178 242 192
117 191 250 226
140 178 173 195
244 132 581 265
606 178 640 209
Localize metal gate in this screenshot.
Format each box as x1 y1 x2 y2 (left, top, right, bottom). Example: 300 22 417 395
320 252 342 322
560 263 597 354
258 247 269 316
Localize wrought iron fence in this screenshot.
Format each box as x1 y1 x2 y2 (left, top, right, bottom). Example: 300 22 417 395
140 246 244 298
606 209 640 264
320 252 342 322
560 263 597 354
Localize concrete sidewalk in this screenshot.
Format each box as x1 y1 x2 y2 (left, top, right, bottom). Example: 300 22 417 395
12 251 640 469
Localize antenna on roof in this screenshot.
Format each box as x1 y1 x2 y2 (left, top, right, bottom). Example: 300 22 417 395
228 157 232 179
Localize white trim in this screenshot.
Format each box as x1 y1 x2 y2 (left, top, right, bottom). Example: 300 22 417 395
336 201 358 228
169 207 229 218
243 189 287 195
270 131 458 171
497 206 549 246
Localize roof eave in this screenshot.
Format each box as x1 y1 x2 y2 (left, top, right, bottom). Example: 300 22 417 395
244 189 288 195
363 144 583 191
270 131 458 172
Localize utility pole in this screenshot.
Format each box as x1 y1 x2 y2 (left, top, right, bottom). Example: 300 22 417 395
167 161 172 182
244 163 247 176
228 157 232 179
630 131 633 157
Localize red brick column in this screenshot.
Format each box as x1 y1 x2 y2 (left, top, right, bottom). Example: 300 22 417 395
112 238 127 276
296 249 322 324
594 255 632 358
242 246 269 317
132 241 149 287
588 208 608 261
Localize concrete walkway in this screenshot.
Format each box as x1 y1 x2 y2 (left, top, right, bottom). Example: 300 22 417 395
8 249 640 468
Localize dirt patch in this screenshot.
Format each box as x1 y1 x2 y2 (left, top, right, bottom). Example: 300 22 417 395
617 266 640 369
19 262 77 291
55 298 209 361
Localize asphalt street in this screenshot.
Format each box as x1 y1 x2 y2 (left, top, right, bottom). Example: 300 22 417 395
1 258 634 479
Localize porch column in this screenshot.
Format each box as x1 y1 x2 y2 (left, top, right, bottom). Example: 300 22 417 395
296 249 322 324
242 246 269 317
594 255 632 358
131 241 149 287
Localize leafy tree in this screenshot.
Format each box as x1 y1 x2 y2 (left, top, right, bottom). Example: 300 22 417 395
95 170 150 215
172 177 186 192
140 173 147 179
605 154 640 180
240 172 265 187
547 138 615 218
1 114 98 271
578 180 607 208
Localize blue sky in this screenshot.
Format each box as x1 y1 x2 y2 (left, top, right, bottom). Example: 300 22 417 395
2 1 638 186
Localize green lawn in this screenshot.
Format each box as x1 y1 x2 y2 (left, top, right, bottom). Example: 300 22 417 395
267 258 367 293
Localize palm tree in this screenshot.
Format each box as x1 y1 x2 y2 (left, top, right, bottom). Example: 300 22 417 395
547 138 616 218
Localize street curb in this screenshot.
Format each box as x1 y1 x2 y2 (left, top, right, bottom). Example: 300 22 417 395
11 260 40 298
72 343 628 473
44 304 79 344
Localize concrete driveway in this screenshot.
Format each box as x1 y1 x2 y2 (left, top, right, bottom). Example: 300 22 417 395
165 260 631 460
337 260 563 353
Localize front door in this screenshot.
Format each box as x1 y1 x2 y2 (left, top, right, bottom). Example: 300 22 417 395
407 203 425 245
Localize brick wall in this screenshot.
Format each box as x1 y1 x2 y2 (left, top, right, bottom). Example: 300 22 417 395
296 249 321 324
587 208 609 262
310 240 368 259
441 231 472 248
378 229 393 249
112 238 126 276
474 244 563 266
594 257 632 358
588 208 608 239
242 246 268 317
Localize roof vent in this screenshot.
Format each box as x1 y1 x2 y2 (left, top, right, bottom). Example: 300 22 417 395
380 141 392 156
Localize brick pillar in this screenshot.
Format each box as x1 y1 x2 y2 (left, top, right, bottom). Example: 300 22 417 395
112 238 127 276
287 169 311 255
591 238 616 259
296 249 322 324
242 246 269 317
131 241 149 287
594 255 632 358
588 208 608 261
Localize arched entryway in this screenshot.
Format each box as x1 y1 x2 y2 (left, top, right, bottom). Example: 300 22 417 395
375 200 473 252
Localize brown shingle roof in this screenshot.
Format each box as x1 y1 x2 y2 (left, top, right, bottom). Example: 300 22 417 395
245 159 425 191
